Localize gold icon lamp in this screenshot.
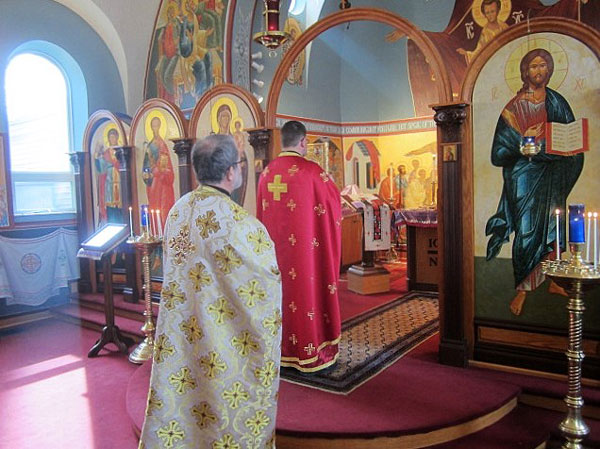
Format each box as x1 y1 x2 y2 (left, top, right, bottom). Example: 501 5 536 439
253 0 290 52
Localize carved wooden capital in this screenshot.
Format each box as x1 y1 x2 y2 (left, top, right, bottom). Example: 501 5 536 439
68 151 86 174
433 104 468 127
248 128 272 161
114 146 133 169
171 138 194 159
433 103 468 143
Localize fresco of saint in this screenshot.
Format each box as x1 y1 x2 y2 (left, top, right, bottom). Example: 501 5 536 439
485 48 583 316
93 126 122 225
142 114 175 230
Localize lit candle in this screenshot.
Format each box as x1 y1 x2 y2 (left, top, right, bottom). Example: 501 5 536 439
555 209 561 260
128 206 134 239
157 210 163 238
568 204 585 243
150 209 156 237
594 212 598 270
586 212 593 262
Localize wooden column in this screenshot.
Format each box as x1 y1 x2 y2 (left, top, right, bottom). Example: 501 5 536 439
248 127 278 168
171 138 194 196
433 103 469 368
114 146 139 303
69 151 92 293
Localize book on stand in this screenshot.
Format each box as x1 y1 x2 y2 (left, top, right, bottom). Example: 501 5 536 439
546 118 589 156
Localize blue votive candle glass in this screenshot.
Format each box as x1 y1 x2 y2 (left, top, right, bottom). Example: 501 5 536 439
141 204 148 227
568 204 585 243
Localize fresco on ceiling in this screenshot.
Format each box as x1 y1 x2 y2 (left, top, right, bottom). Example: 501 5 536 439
146 0 229 110
343 133 437 210
473 32 600 330
282 17 306 86
385 0 600 116
192 93 259 215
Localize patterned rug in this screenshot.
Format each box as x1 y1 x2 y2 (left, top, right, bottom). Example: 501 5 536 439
280 291 439 394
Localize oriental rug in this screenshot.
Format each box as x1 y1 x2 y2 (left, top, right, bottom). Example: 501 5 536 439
280 291 439 394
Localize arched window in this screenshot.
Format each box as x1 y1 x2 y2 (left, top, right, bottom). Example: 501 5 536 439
4 42 87 222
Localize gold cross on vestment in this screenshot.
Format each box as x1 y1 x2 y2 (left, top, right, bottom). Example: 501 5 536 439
267 174 288 201
289 267 297 280
307 310 315 320
288 165 299 176
304 343 316 355
289 301 297 312
289 334 298 345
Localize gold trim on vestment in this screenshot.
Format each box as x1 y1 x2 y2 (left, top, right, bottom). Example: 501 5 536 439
279 151 303 158
281 334 341 365
281 352 339 373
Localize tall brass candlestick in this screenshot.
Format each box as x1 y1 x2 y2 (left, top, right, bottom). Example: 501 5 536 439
542 242 600 449
128 230 162 364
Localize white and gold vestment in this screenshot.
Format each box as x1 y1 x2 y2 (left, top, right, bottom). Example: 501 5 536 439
139 185 282 449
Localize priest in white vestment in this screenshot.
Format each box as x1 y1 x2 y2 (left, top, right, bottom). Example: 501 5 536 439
139 134 282 449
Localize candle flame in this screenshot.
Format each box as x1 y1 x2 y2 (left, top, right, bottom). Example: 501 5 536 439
129 206 132 211
594 212 598 218
588 212 593 218
555 209 560 215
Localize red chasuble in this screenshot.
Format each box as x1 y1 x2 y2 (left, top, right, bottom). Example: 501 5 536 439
257 152 342 372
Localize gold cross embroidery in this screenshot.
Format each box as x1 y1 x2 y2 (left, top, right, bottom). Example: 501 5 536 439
288 165 299 176
289 234 297 246
328 283 337 294
267 174 288 201
307 310 315 320
289 301 297 312
288 268 297 280
304 343 316 355
289 334 298 345
314 204 326 216
286 199 296 211
320 172 329 182
311 238 319 248
262 199 269 211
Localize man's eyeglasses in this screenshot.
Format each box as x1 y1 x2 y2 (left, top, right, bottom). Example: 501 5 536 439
232 157 247 166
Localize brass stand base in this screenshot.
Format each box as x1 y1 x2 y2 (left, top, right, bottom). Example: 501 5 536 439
128 337 154 364
347 264 390 295
545 435 596 449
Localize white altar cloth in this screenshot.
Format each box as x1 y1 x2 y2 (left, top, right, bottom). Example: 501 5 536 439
0 228 79 306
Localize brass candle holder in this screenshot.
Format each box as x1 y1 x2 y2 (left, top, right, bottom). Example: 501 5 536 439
127 228 162 364
542 242 600 449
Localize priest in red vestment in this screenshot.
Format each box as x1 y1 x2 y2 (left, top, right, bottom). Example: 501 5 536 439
257 121 342 373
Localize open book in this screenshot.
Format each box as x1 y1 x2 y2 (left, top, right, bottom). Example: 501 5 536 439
546 118 589 156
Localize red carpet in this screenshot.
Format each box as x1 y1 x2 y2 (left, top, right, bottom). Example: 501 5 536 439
127 333 520 439
2 318 600 448
0 319 139 449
